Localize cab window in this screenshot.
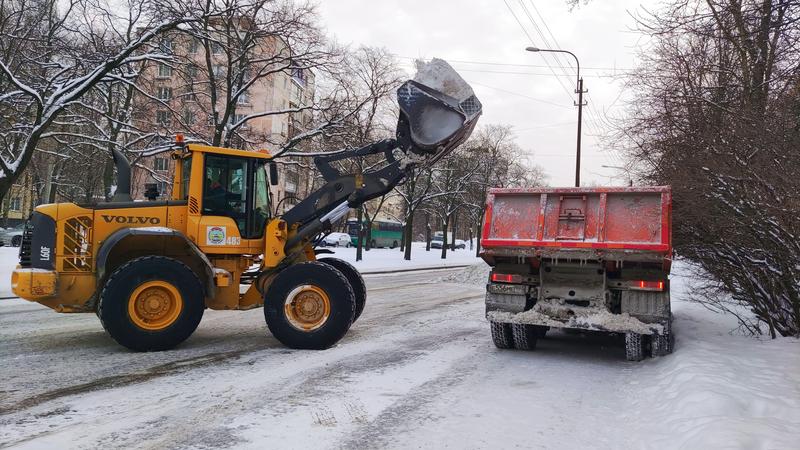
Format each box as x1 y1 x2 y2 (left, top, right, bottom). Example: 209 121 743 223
202 154 270 239
203 154 248 234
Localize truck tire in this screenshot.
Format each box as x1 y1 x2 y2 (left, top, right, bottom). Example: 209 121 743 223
490 321 514 349
98 256 204 351
625 332 648 361
512 324 538 350
264 261 355 350
533 325 549 338
318 257 366 322
651 319 673 357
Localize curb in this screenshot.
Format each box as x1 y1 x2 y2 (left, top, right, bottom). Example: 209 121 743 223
360 264 471 275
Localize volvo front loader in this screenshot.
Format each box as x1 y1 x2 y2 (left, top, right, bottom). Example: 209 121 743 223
11 59 482 351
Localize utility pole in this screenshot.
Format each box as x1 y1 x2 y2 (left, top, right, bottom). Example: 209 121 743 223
526 47 585 187
575 77 585 187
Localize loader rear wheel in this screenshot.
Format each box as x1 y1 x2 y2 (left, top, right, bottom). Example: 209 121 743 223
98 256 204 352
490 321 514 349
625 332 648 361
264 262 355 349
512 324 538 350
319 258 366 322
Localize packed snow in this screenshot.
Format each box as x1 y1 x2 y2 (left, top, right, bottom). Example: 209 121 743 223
0 246 798 449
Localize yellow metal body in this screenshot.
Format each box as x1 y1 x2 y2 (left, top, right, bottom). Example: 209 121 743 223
11 143 314 313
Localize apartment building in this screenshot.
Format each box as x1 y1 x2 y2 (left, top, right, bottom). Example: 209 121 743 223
131 28 316 216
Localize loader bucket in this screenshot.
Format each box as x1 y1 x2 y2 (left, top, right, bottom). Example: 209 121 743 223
396 58 482 160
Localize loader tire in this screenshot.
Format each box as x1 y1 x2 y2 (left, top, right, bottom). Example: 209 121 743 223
98 256 204 352
651 319 673 357
319 257 366 322
512 324 538 350
264 262 355 350
490 321 514 349
625 332 648 361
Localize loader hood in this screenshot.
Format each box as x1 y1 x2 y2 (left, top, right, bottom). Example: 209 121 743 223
396 58 482 161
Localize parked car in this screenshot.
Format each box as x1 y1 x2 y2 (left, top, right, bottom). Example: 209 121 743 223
321 232 352 247
454 239 466 249
431 236 466 250
0 223 25 247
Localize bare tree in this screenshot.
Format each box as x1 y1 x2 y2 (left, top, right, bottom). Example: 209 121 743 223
0 0 229 203
617 0 800 337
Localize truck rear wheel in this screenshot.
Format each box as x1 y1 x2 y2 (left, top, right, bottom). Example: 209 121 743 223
318 258 366 322
651 319 673 357
264 262 355 349
624 332 648 361
512 324 538 350
98 256 204 351
490 321 514 349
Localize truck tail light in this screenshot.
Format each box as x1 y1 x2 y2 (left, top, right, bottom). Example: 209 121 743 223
632 280 664 291
491 273 523 283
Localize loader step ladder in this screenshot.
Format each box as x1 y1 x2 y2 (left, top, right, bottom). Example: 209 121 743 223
556 195 587 241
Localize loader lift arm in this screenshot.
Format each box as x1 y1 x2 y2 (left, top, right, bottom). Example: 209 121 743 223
281 139 407 249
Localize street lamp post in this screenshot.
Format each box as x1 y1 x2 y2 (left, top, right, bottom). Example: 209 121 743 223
526 46 585 187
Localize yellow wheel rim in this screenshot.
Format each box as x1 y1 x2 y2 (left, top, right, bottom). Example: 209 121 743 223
284 285 331 331
128 281 183 331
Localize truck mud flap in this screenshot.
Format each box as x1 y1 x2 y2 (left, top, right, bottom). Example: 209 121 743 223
485 283 530 314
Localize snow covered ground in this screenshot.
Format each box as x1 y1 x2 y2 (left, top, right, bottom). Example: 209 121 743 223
322 241 482 272
1 247 798 449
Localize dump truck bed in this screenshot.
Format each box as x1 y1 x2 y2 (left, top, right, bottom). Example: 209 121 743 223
480 186 672 266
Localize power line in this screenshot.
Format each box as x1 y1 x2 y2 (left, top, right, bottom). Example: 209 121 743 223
502 0 575 101
393 55 633 72
469 81 574 109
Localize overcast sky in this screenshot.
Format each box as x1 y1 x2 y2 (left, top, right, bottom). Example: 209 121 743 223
317 0 659 186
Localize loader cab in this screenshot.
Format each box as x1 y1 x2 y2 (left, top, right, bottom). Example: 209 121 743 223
172 144 276 252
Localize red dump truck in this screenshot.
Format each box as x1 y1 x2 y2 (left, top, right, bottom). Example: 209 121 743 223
480 186 673 361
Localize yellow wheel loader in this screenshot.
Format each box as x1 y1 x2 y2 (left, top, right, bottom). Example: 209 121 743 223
10 59 482 351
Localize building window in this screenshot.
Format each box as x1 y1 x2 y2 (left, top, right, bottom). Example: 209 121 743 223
237 91 249 105
187 64 198 79
184 90 197 102
183 110 195 124
229 113 248 129
211 42 222 55
159 38 173 54
156 181 168 198
154 157 168 171
212 65 224 77
156 110 170 126
285 171 298 194
157 87 172 101
188 38 199 54
158 63 172 78
9 197 21 211
291 67 306 87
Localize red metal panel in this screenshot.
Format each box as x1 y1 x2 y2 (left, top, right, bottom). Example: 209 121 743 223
481 186 672 257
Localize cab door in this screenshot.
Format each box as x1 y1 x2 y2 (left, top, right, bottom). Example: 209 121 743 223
193 153 270 255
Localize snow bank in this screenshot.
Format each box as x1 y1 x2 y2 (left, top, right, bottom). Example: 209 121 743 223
441 261 490 286
327 242 481 273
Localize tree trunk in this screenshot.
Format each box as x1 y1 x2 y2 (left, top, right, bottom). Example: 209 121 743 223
403 209 414 260
356 207 364 261
450 213 458 251
425 218 431 251
475 209 484 257
440 216 449 259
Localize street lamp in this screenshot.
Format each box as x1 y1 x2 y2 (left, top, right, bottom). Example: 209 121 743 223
526 46 585 187
601 165 633 187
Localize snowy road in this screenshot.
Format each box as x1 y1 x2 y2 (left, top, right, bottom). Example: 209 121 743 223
1 266 799 449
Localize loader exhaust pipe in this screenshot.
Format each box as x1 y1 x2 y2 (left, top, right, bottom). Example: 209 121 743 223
111 148 132 202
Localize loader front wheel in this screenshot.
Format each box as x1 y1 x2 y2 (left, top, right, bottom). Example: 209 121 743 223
98 256 204 351
264 262 355 349
319 258 366 322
